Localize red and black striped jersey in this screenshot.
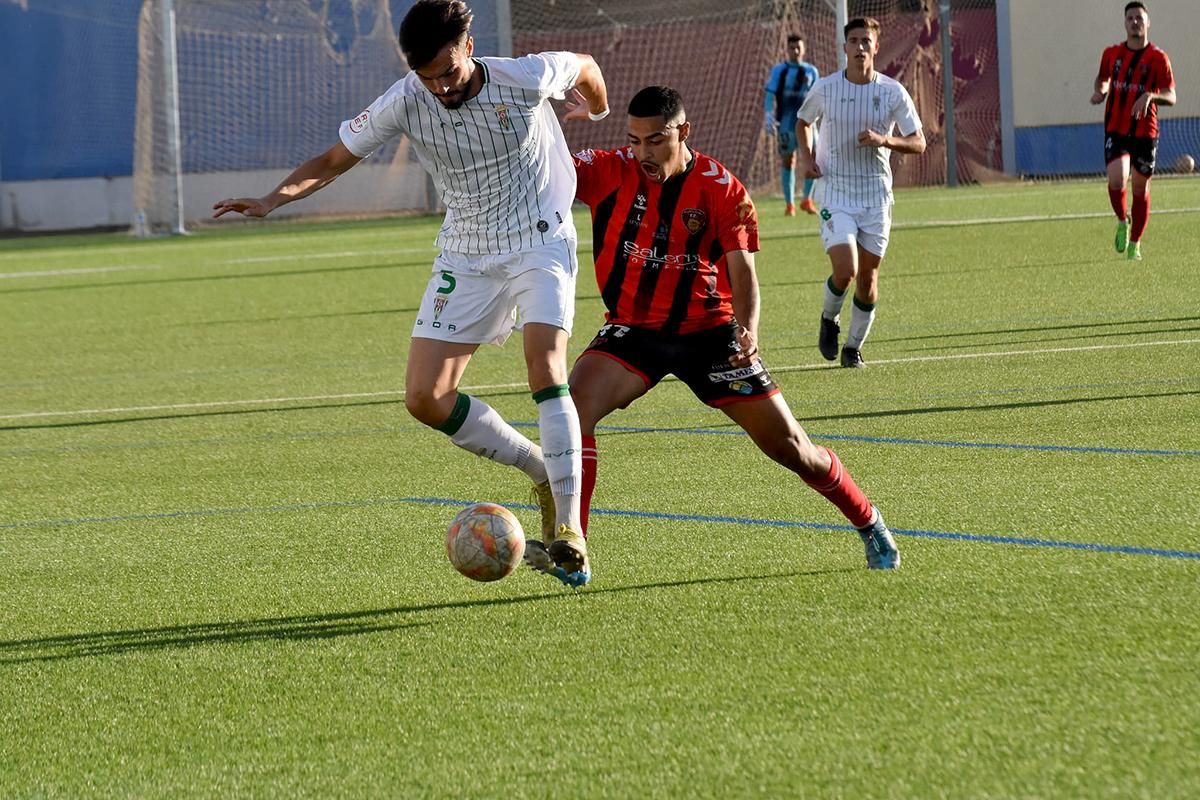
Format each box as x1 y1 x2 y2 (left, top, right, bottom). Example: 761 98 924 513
572 146 759 335
1098 43 1174 138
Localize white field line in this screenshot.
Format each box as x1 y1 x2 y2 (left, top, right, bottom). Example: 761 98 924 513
0 264 163 279
5 206 1198 275
4 337 1198 422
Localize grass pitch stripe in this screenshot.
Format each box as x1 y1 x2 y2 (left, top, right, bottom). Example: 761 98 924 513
4 338 1197 422
0 265 162 279
4 496 1198 562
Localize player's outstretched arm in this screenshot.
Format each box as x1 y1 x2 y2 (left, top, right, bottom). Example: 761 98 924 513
562 54 609 122
212 141 362 219
726 249 761 368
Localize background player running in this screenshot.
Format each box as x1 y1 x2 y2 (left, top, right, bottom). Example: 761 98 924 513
764 34 820 216
796 17 925 369
1090 1 1176 262
558 85 900 572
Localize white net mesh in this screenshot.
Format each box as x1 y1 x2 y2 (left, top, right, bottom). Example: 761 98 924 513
133 0 427 236
510 0 1007 196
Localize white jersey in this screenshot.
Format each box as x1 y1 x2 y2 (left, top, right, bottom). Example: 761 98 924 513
797 71 921 209
340 52 581 254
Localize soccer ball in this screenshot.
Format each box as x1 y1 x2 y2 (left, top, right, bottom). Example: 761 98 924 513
446 502 526 582
1174 153 1195 174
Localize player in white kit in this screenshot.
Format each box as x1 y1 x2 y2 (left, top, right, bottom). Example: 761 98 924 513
795 16 925 368
212 0 608 587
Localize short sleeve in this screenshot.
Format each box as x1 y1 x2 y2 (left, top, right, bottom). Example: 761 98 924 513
1154 50 1175 91
797 82 824 124
714 176 759 255
573 147 625 208
890 83 922 136
1097 47 1113 81
339 80 407 158
484 52 581 101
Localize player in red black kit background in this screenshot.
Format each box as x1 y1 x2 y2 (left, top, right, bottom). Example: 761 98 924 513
542 85 900 572
1091 1 1176 261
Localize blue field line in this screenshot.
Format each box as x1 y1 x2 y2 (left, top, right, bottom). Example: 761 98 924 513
511 422 1199 458
4 495 1198 562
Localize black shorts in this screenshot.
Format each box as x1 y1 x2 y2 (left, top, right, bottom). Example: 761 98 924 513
579 320 779 407
1104 133 1158 177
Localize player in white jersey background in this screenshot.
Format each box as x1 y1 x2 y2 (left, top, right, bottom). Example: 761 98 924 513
212 0 609 587
795 16 925 369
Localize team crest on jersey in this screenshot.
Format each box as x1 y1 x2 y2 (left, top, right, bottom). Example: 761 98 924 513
433 295 449 320
349 110 369 134
682 208 707 234
873 96 881 110
494 104 512 131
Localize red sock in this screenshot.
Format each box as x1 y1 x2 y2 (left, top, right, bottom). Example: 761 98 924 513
581 434 597 537
802 447 874 528
1108 186 1127 221
1131 189 1150 242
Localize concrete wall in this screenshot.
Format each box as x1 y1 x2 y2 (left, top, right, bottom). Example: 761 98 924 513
1004 0 1199 174
1009 0 1197 127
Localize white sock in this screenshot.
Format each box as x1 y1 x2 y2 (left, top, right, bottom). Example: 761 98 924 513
445 394 546 484
535 389 582 531
845 297 877 350
822 276 847 321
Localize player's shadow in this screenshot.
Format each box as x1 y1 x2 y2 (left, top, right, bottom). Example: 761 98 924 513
0 568 850 665
173 307 418 327
590 388 1198 434
0 260 429 295
880 314 1200 343
0 387 530 433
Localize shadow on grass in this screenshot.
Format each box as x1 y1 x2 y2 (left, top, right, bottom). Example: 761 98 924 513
591 389 1199 435
0 388 528 432
0 568 850 664
881 314 1200 344
0 260 429 295
171 307 418 327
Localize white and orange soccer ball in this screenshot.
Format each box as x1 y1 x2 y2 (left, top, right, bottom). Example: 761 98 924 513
446 502 526 582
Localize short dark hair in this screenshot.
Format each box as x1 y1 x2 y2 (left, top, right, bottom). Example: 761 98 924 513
844 16 881 39
627 86 686 126
787 33 803 44
1124 1 1147 14
399 0 474 69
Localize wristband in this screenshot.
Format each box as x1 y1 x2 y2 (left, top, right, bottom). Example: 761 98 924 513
587 108 610 122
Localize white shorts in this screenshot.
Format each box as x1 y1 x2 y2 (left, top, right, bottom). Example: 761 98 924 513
818 203 893 258
412 237 578 345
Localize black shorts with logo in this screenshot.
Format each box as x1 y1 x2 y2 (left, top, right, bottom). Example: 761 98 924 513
1104 133 1158 176
580 319 779 407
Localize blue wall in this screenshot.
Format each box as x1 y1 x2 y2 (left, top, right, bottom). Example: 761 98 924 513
0 0 141 180
0 0 502 182
1015 118 1199 176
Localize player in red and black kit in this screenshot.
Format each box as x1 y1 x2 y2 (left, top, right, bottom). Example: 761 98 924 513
1091 1 1175 261
544 86 899 572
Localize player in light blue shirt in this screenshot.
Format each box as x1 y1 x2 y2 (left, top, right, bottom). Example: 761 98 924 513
764 34 820 215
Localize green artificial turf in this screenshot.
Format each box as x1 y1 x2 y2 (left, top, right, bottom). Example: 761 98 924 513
2 179 1198 798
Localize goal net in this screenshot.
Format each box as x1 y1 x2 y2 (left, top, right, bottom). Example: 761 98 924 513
510 0 1007 196
132 0 428 236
